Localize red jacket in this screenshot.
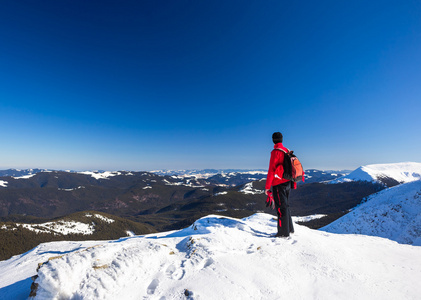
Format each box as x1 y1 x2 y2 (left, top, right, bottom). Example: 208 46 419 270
265 143 290 190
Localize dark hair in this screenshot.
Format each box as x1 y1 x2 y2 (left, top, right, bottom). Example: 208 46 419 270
272 132 283 144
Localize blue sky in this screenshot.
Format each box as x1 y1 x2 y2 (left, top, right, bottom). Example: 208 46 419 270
1 0 420 171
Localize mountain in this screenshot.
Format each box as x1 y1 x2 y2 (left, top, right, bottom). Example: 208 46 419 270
0 168 379 233
151 169 267 177
329 162 421 186
0 169 50 178
1 213 420 299
303 169 350 183
321 179 421 246
151 168 349 185
0 168 352 222
0 168 349 190
0 211 154 261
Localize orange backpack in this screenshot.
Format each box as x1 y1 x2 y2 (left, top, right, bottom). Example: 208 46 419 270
277 148 304 182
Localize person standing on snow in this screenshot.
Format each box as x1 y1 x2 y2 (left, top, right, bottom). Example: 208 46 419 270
265 132 294 238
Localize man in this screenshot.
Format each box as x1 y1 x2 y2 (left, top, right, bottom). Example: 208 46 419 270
265 132 294 238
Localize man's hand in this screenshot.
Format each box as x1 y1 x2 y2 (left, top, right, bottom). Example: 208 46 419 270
265 190 275 209
265 189 270 195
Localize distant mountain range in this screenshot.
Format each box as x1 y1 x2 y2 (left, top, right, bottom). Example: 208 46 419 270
0 168 50 178
0 168 352 225
152 168 352 185
0 168 349 190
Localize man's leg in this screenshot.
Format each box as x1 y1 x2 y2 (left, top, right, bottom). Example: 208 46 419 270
273 182 290 237
285 186 294 234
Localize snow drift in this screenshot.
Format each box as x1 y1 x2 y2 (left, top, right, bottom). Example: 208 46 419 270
321 180 421 246
1 214 420 299
329 162 421 185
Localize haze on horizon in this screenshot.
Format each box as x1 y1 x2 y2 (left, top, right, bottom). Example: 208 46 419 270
1 1 420 171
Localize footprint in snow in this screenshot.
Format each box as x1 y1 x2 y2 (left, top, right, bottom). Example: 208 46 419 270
246 247 255 254
147 279 159 295
272 236 298 245
202 258 214 268
166 264 185 280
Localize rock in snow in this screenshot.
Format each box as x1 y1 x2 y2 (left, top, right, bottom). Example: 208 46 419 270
0 214 420 299
321 180 421 246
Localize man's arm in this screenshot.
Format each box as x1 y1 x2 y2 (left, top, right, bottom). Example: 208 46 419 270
265 150 277 192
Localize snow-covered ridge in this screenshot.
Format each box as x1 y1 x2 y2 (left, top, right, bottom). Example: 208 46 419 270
0 168 50 178
3 213 420 300
85 213 115 224
78 171 122 180
329 162 421 185
293 214 327 223
2 221 95 236
162 179 205 188
1 214 116 236
321 180 421 245
12 174 37 179
0 180 7 188
239 182 264 195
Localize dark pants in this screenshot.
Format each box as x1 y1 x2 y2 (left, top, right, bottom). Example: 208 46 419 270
273 182 294 237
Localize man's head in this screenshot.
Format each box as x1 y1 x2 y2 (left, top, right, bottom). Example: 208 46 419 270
272 132 283 144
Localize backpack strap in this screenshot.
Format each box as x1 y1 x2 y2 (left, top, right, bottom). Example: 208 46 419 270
276 146 290 154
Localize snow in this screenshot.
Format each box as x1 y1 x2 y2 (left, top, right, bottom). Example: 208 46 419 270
93 214 115 224
151 169 267 180
0 241 107 299
58 186 85 191
0 180 7 187
163 179 183 186
12 174 37 179
214 191 227 196
1 213 420 299
240 182 264 195
1 214 117 236
85 214 115 224
16 221 95 235
330 162 421 184
292 214 327 223
79 171 122 180
321 179 421 246
158 171 220 179
163 179 204 188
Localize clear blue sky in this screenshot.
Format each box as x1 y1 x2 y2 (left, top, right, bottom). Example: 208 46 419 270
1 0 420 171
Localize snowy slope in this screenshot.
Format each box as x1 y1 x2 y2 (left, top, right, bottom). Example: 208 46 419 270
321 180 421 246
78 171 124 180
1 214 420 300
329 162 421 185
239 182 265 194
1 213 115 235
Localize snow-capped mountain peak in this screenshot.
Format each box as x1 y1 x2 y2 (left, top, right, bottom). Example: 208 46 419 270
329 162 421 186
